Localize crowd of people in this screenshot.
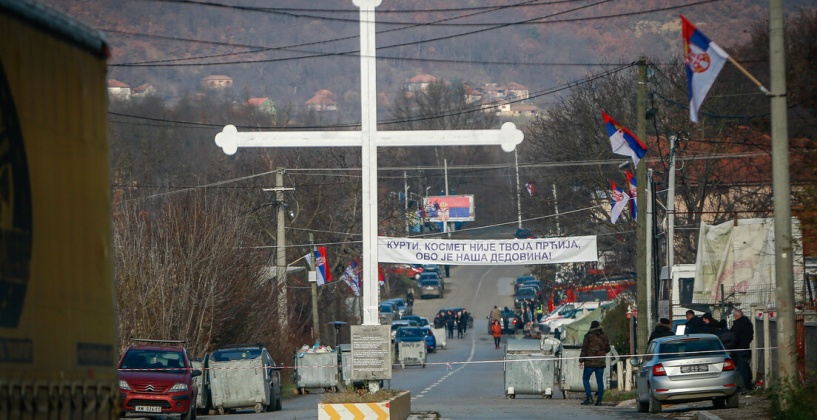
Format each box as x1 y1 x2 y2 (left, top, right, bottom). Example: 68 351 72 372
433 308 471 339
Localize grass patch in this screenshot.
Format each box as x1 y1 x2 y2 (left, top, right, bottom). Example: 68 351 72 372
770 377 817 420
600 390 636 403
321 388 405 404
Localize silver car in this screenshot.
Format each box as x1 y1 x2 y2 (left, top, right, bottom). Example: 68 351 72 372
631 334 739 413
419 279 442 299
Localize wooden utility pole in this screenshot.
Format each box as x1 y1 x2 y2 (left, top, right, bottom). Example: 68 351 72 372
635 57 649 353
309 233 320 342
264 170 294 336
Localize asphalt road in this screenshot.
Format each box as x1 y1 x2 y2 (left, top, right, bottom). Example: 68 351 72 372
196 264 645 419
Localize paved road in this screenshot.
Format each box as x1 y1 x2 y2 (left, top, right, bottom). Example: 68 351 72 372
197 264 644 419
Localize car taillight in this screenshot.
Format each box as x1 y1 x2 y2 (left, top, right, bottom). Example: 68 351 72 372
652 363 666 376
512 319 517 324
723 359 735 371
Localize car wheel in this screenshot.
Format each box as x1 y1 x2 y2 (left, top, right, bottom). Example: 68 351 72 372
648 392 662 414
713 397 725 409
275 393 283 411
726 392 739 408
635 394 648 413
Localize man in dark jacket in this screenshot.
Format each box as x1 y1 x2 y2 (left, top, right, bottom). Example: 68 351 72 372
715 319 737 349
648 318 675 343
579 320 611 406
445 311 455 339
730 309 754 392
684 310 708 334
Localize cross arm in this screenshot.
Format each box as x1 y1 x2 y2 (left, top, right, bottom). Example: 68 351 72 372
375 122 524 152
215 124 363 155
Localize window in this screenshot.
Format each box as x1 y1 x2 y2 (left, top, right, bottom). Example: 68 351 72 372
658 338 726 360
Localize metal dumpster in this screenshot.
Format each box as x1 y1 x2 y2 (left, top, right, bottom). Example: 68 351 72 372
503 338 559 399
293 350 339 394
396 341 426 369
557 345 618 399
432 327 447 349
338 344 352 387
208 358 275 414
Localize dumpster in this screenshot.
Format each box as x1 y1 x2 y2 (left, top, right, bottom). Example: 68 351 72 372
503 338 560 399
396 341 426 369
558 344 618 399
293 346 339 394
208 355 280 414
191 357 210 413
432 327 447 349
338 344 353 387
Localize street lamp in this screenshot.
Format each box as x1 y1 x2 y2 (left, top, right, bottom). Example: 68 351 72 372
328 321 347 348
328 321 347 385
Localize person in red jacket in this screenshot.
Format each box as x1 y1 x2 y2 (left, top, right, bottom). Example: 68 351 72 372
490 320 502 349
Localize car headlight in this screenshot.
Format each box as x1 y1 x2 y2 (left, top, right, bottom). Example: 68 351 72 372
168 383 189 392
119 379 131 391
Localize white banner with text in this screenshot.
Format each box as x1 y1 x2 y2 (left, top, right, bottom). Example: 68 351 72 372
378 236 598 265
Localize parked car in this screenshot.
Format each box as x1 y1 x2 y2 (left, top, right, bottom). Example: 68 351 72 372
206 344 282 414
418 271 444 291
390 263 423 279
422 264 443 278
390 320 418 342
488 307 521 334
419 278 443 299
118 340 201 419
514 275 536 292
420 326 437 352
394 326 427 353
400 315 429 327
631 334 739 413
379 302 396 325
514 287 539 308
382 297 407 318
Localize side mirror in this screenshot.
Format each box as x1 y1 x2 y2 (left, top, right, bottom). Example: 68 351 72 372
629 357 640 366
192 369 203 377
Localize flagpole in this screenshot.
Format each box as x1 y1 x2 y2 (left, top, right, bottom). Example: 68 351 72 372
515 149 522 229
726 56 769 94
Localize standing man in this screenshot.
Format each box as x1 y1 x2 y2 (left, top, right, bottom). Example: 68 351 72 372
579 320 610 406
684 310 708 334
456 311 465 339
490 306 501 323
446 311 455 339
730 309 754 393
406 292 414 315
461 308 470 335
648 318 675 343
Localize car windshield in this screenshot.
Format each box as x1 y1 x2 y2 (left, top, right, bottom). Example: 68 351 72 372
516 288 536 297
391 322 409 331
419 273 438 280
380 304 393 312
658 338 727 360
212 348 262 362
397 328 423 338
121 349 186 373
420 280 439 286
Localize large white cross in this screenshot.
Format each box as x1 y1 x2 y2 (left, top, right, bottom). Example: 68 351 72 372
215 0 523 326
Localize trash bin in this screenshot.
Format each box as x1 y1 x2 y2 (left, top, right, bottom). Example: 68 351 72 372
338 344 353 387
503 338 559 399
557 345 618 399
396 341 426 369
293 348 339 394
432 327 447 349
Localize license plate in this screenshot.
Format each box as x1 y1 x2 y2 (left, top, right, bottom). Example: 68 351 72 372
135 406 162 413
680 364 709 373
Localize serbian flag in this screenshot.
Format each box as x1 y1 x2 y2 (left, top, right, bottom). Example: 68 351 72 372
602 111 647 167
340 259 361 296
610 180 630 224
525 181 535 196
625 170 637 221
682 15 728 123
314 246 332 286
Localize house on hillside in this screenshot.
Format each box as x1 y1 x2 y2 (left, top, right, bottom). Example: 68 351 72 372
305 89 337 112
504 82 529 100
107 79 131 101
244 97 276 114
405 74 439 92
132 83 156 98
201 75 233 89
463 82 483 104
509 103 540 117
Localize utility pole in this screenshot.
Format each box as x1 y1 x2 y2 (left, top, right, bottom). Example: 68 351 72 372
666 134 677 308
552 184 560 236
635 56 649 353
263 169 295 335
646 169 655 335
515 149 522 229
404 171 409 235
309 233 320 342
769 0 795 383
444 159 450 236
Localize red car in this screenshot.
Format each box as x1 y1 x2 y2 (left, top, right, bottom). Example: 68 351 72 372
389 263 423 279
118 341 201 419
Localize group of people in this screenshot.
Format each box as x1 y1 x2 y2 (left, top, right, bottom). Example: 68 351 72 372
433 309 470 339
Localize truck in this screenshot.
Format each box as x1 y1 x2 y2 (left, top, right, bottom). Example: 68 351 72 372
658 218 806 323
0 1 116 417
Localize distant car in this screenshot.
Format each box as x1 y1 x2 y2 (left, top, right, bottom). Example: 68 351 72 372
394 326 427 354
489 307 520 334
514 275 536 292
514 287 538 308
390 263 423 279
382 297 407 318
632 334 739 413
422 264 443 277
400 315 429 327
379 302 396 325
419 271 444 291
391 320 414 342
118 341 201 419
419 278 443 299
420 326 437 352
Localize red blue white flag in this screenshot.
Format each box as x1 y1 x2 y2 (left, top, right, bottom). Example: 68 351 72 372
340 259 360 296
625 170 637 221
602 111 647 167
682 15 728 123
314 246 332 286
610 180 630 224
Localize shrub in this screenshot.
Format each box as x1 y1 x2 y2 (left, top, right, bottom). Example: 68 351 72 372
770 377 817 420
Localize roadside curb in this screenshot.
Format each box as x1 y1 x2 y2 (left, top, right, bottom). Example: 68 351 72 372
408 411 440 420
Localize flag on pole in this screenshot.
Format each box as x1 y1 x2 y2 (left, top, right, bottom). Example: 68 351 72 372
625 170 637 221
610 180 630 224
525 180 535 196
378 265 385 287
339 259 360 296
314 246 332 286
602 111 647 167
682 15 728 123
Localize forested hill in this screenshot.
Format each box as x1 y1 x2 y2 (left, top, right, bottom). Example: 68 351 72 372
40 0 814 109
